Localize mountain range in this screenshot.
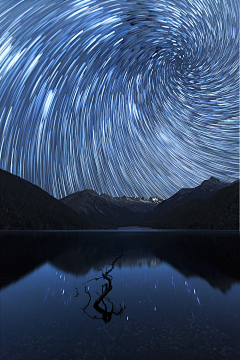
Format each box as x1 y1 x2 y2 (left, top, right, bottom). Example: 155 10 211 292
0 168 238 230
60 190 162 228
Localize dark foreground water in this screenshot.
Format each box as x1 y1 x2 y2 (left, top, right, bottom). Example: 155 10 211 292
0 230 240 360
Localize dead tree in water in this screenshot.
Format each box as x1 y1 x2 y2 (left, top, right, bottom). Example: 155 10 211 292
76 248 126 323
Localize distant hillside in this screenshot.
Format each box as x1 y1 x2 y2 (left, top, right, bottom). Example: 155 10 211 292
143 180 239 230
0 169 90 230
149 176 230 219
60 190 162 228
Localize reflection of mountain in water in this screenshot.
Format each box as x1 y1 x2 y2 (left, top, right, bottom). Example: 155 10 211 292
0 231 239 293
149 236 240 293
51 244 162 276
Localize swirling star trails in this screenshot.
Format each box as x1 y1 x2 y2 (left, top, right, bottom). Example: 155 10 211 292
0 0 239 199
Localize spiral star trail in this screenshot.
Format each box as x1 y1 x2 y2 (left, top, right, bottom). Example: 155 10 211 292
0 0 239 199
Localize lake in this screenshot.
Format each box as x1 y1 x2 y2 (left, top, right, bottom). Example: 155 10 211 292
0 230 239 360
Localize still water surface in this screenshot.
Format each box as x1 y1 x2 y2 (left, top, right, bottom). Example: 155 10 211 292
0 230 240 360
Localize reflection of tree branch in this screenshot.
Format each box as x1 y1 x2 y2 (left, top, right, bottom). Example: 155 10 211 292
77 248 126 323
82 286 91 310
82 247 124 286
74 287 79 298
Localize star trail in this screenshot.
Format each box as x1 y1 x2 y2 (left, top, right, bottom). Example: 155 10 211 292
0 0 239 199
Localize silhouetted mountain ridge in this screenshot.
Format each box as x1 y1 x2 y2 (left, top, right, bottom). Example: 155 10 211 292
143 178 239 230
0 168 238 229
60 189 162 228
152 176 230 215
0 168 91 230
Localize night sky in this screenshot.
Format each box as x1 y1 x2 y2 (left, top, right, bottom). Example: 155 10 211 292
0 0 239 200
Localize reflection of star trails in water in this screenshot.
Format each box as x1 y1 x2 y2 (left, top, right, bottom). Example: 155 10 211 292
0 0 238 199
184 280 202 305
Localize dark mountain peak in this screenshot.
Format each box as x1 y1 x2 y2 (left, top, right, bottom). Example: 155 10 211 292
197 177 229 193
200 176 222 186
209 176 220 181
149 177 233 222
